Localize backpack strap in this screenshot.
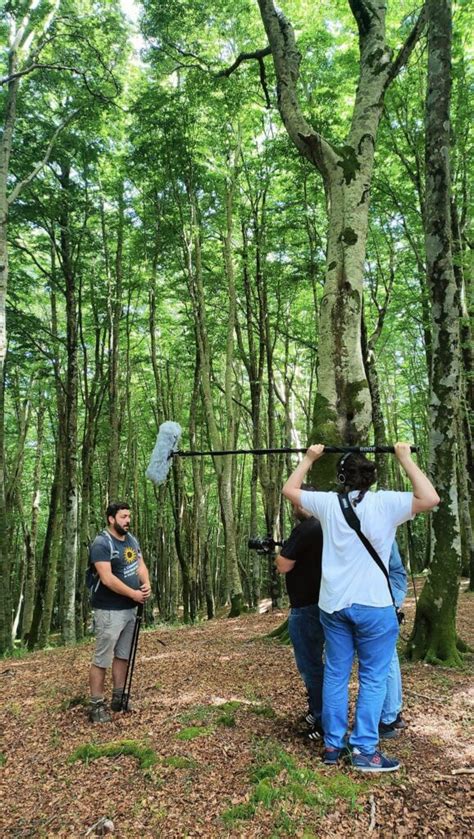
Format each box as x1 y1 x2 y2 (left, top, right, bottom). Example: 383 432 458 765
102 529 115 561
337 493 398 612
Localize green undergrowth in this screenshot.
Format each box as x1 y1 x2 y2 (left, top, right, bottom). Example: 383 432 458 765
175 699 276 739
162 755 197 769
0 752 6 767
177 700 241 734
249 704 276 719
221 740 367 834
175 726 214 740
69 739 157 769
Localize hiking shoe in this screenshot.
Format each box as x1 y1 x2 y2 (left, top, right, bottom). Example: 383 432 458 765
111 691 133 712
394 713 408 729
378 720 401 739
88 699 111 724
307 721 324 741
351 748 400 773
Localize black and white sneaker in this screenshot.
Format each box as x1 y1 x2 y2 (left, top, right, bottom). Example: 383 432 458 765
304 712 317 727
307 721 324 741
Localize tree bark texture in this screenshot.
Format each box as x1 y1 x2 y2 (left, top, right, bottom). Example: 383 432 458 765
408 0 463 666
256 0 425 486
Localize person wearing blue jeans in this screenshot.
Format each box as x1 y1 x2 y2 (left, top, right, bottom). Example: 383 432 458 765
276 495 324 740
282 442 439 773
379 540 408 736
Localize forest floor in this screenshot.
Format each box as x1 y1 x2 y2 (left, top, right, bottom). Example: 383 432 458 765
0 583 472 839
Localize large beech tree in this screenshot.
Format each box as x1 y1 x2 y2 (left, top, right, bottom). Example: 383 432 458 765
248 1 426 482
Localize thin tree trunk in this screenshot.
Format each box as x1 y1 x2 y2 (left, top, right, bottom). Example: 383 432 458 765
22 397 45 638
107 184 124 500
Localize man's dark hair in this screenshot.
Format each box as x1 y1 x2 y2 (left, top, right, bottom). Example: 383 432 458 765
106 501 130 522
337 453 376 491
301 483 316 492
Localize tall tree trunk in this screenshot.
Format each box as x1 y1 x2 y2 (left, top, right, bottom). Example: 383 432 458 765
182 171 243 616
408 0 463 666
107 184 124 500
22 397 45 639
0 61 20 653
255 0 425 485
57 164 79 645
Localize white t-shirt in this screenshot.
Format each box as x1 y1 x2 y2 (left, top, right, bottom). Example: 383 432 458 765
299 489 414 614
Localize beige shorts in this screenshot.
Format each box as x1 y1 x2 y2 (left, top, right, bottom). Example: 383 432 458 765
92 608 137 668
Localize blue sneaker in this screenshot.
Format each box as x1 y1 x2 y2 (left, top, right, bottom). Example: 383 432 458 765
351 748 400 773
323 747 342 765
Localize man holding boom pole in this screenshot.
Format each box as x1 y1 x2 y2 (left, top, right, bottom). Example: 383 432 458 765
282 443 439 772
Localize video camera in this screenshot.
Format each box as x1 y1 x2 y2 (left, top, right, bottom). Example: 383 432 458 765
248 535 284 555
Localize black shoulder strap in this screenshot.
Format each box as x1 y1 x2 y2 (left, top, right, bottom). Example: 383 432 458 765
337 492 396 608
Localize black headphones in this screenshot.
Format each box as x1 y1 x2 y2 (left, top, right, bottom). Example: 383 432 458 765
337 453 351 484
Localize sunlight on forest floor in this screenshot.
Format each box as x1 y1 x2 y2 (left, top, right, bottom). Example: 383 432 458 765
0 590 472 838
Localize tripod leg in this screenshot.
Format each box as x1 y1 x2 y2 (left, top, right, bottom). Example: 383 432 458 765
121 605 143 711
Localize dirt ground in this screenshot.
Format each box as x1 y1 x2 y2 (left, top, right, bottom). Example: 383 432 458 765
0 585 472 838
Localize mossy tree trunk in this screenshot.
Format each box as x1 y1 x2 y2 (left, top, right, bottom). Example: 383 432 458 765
407 0 463 666
256 0 426 486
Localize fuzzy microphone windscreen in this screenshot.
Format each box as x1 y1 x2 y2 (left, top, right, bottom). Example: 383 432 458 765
146 421 182 485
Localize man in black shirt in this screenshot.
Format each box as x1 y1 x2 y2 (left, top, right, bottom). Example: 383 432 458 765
276 490 324 739
88 502 151 723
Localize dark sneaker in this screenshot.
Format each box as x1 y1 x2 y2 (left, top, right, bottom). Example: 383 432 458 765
378 720 401 739
304 712 317 727
308 721 324 741
88 699 111 724
351 748 400 773
323 745 351 765
394 713 408 729
111 691 133 712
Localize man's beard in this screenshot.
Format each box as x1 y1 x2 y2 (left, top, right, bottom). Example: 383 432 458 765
114 522 129 536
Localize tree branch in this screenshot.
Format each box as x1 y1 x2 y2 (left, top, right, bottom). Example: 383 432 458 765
348 0 374 36
385 5 427 89
0 62 84 86
216 46 271 78
7 110 79 206
256 0 337 178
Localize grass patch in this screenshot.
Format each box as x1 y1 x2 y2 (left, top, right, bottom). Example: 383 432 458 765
69 739 157 770
221 802 256 823
177 700 242 733
175 726 214 741
249 704 276 719
177 705 212 724
222 739 367 831
217 712 236 727
162 756 197 769
0 753 6 767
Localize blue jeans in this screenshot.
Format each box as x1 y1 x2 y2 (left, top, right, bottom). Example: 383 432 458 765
320 604 399 754
380 647 402 723
288 603 324 721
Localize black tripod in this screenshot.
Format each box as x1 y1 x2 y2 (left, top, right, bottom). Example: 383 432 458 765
120 603 144 712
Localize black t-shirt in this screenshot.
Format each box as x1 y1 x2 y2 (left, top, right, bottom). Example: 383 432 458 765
90 530 142 610
281 517 323 608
